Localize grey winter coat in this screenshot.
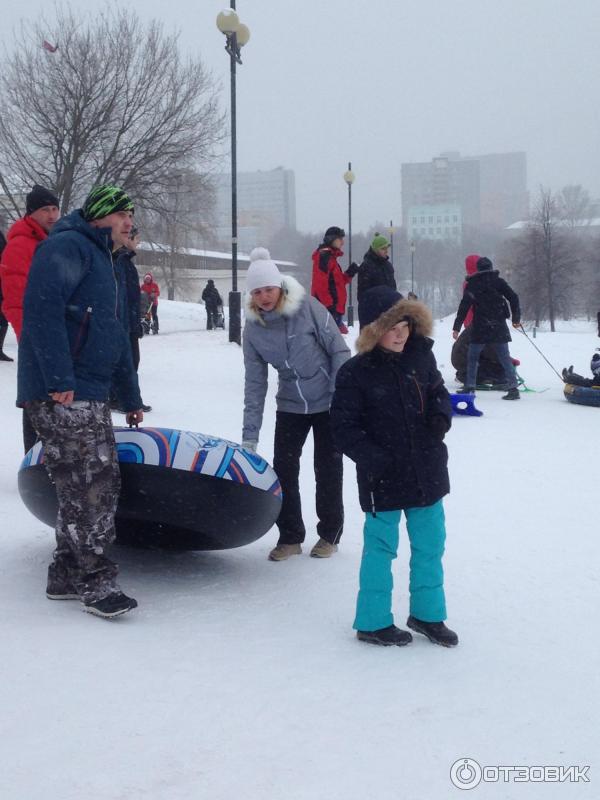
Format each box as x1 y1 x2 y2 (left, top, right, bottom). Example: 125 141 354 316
242 275 350 443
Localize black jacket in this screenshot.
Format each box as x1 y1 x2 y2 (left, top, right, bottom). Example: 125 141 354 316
331 338 451 512
115 249 142 337
453 270 520 344
202 283 223 308
357 248 397 303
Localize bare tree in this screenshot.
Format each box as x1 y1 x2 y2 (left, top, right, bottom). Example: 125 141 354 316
556 184 592 228
0 4 225 218
139 170 217 300
506 187 581 330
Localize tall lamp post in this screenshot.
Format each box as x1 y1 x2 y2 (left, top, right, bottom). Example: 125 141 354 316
216 6 250 345
343 162 355 326
388 219 394 265
410 240 416 295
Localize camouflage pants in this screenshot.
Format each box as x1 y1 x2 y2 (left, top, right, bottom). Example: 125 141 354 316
27 400 121 603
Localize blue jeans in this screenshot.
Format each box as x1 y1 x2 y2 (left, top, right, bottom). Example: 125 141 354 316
353 501 447 631
466 341 517 389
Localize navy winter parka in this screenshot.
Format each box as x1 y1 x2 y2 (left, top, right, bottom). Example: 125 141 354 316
17 210 142 411
357 248 397 304
453 269 520 344
331 301 451 512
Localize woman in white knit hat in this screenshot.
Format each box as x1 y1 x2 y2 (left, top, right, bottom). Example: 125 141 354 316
242 247 351 561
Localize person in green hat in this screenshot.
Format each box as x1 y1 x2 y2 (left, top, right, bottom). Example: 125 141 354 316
17 183 144 619
356 233 397 306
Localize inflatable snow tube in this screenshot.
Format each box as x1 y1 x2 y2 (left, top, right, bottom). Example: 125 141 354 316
563 384 600 408
18 427 282 550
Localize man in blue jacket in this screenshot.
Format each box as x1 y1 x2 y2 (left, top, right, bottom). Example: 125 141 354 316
17 184 144 619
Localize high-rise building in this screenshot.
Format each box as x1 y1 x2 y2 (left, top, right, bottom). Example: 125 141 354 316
401 151 527 241
215 167 296 253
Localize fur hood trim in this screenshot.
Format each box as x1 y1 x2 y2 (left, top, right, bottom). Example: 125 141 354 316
356 299 433 353
244 274 306 323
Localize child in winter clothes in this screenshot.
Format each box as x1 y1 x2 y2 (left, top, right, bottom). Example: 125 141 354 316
242 247 350 561
331 286 458 647
140 272 160 333
562 352 600 388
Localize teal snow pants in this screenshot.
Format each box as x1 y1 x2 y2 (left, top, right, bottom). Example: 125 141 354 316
353 501 447 631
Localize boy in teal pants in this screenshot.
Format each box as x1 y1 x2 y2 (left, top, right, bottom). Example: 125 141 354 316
330 286 458 647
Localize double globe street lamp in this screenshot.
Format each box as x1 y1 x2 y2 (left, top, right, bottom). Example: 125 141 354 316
343 163 356 327
216 5 250 345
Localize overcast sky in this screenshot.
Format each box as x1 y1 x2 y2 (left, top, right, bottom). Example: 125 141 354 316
4 0 600 234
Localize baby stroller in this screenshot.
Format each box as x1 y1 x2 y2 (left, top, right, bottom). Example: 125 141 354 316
215 304 225 329
140 294 158 335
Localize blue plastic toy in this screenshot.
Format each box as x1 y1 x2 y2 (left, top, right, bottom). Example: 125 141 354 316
450 392 483 417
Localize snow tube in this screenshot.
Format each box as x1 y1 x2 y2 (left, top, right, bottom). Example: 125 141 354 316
18 427 282 550
563 383 600 408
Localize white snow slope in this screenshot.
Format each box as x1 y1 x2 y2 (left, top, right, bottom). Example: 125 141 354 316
1 303 598 800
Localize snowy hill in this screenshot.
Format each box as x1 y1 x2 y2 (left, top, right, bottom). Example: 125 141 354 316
1 302 598 800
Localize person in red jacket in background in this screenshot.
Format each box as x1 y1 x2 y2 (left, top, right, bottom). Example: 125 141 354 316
462 253 480 328
140 272 160 333
311 226 358 334
0 184 60 340
0 185 60 451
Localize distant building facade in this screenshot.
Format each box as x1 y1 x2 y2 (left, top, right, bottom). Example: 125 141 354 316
406 203 462 242
215 167 296 252
137 242 298 302
402 151 528 241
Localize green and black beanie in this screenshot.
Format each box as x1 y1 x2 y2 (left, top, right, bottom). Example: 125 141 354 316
82 184 134 222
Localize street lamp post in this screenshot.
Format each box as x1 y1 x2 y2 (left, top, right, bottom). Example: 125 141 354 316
388 219 394 265
343 162 355 326
216 5 250 345
410 240 416 295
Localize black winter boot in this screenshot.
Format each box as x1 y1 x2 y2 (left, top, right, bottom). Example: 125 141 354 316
407 616 458 647
502 387 520 400
356 625 413 647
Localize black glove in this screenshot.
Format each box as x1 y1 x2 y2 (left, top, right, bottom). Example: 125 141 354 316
562 366 573 383
345 262 359 278
427 414 450 440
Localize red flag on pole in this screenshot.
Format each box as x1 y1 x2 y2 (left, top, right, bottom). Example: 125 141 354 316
42 40 58 53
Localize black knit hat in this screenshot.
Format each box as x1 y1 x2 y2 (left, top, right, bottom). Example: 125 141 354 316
358 286 404 329
26 184 59 215
476 256 493 272
324 226 345 244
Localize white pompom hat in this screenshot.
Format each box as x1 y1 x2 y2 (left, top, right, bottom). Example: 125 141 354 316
245 247 283 293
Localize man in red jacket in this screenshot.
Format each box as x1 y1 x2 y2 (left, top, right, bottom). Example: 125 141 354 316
0 184 60 451
0 184 60 340
311 226 358 334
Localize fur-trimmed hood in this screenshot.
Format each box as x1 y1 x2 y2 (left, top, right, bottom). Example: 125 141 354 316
244 274 305 324
356 299 433 353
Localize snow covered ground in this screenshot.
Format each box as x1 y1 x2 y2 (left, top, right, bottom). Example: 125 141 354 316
1 301 598 800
